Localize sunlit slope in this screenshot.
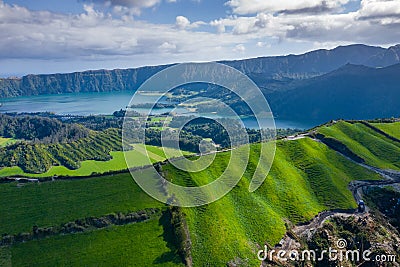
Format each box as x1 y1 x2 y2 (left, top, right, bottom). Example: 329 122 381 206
8 215 184 267
0 145 191 178
0 173 165 235
0 172 184 266
163 137 380 266
317 121 400 170
371 121 400 140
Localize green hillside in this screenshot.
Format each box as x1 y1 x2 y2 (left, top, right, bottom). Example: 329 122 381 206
317 121 400 170
9 216 184 267
163 138 381 266
0 128 124 174
1 121 394 266
372 121 400 140
0 173 166 235
0 145 191 178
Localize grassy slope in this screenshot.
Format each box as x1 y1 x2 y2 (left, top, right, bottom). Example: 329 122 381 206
0 173 165 235
10 216 184 267
372 122 400 140
318 121 400 170
0 137 17 147
0 145 191 178
164 138 381 266
1 121 393 266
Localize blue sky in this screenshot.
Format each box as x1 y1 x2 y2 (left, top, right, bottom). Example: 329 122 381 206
0 0 399 76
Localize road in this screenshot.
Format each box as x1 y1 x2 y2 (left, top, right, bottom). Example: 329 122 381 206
271 135 400 257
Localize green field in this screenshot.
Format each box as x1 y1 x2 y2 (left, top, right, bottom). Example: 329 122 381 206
0 137 17 147
7 215 183 267
0 172 165 235
372 121 400 140
163 137 381 266
0 145 191 178
317 121 400 170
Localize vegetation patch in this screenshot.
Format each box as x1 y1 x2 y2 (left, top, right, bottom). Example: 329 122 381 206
371 121 400 140
163 138 381 266
0 137 17 148
0 173 165 235
1 208 160 246
317 121 400 170
10 215 184 267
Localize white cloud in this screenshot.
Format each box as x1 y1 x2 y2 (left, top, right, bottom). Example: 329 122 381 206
176 15 191 29
159 41 177 51
210 19 226 33
89 0 160 8
210 0 400 45
225 0 350 15
0 1 246 62
175 15 206 30
83 0 161 15
256 41 271 48
356 0 400 24
233 44 246 53
0 0 399 75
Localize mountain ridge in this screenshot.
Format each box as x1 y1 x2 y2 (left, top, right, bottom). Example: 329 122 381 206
269 63 400 122
0 43 399 98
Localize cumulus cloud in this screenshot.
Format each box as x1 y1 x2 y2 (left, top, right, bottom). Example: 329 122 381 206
81 0 161 15
356 0 400 24
210 19 226 33
176 15 191 29
84 0 160 8
175 15 206 30
233 44 246 53
256 41 271 48
225 0 350 15
210 0 400 45
1 0 399 74
159 41 177 51
0 1 245 62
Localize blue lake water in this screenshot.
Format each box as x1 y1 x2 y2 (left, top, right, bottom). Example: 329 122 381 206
0 91 317 129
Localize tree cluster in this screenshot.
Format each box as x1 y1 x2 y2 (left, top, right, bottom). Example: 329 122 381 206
0 113 89 143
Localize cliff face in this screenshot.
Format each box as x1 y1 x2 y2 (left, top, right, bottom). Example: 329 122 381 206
0 65 169 98
0 44 399 98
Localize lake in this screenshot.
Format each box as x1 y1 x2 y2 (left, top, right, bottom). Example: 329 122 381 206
0 91 317 129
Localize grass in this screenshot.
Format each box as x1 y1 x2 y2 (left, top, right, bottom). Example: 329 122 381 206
0 145 192 178
0 128 124 174
0 247 11 267
317 121 400 170
10 215 184 267
371 122 400 140
163 137 381 266
0 137 17 147
0 120 395 266
151 117 173 123
0 172 165 235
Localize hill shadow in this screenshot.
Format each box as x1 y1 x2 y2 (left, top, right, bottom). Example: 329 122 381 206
153 209 184 265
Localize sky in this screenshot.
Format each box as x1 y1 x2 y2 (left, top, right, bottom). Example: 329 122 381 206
0 0 399 77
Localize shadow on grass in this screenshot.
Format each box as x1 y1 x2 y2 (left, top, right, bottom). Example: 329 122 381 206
153 210 183 265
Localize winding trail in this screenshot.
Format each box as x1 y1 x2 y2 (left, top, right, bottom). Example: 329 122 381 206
275 133 400 254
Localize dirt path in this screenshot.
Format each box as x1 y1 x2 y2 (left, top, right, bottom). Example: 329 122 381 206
274 136 400 254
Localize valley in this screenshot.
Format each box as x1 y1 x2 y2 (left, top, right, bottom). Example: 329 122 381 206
0 117 399 266
1 1 400 266
1 44 400 124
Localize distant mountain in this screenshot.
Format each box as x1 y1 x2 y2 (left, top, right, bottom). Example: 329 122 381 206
0 66 169 98
0 44 399 98
269 63 400 123
221 44 387 79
